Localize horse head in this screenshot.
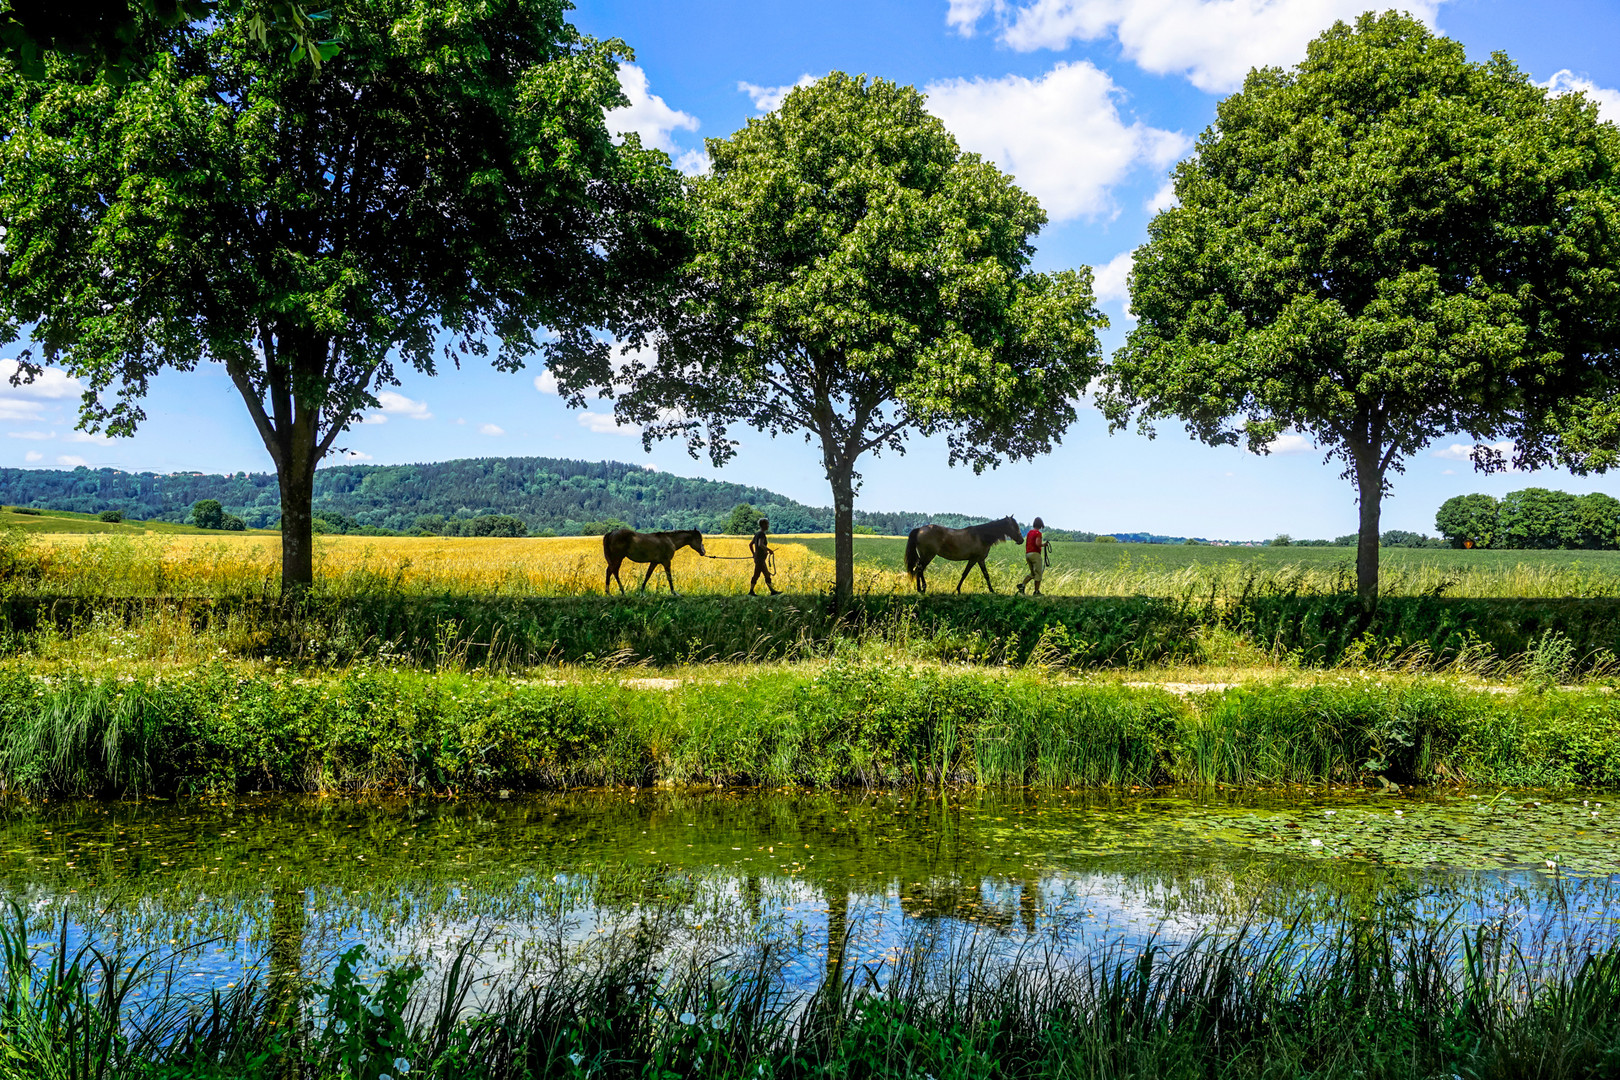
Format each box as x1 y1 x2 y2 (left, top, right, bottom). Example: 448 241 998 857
1003 516 1024 544
687 531 707 557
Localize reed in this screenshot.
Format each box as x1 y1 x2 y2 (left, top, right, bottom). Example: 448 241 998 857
2 899 1617 1080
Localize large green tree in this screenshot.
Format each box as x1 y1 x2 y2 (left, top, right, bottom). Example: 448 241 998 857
576 73 1106 599
0 0 682 589
1100 13 1620 609
1434 493 1499 548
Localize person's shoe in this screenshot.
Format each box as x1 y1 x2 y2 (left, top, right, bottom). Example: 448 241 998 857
1016 583 1026 594
749 589 757 596
770 588 782 595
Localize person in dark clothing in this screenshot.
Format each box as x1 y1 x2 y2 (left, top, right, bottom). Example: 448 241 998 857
750 518 781 596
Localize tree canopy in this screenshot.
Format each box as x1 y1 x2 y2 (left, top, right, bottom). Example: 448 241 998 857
1436 489 1620 550
0 0 683 588
577 72 1106 598
1100 12 1620 609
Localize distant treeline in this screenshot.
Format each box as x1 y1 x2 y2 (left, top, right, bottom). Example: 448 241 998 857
0 458 996 537
1436 489 1620 550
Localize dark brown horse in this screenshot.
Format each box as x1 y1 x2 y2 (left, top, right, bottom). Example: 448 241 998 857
603 528 706 595
904 516 1023 593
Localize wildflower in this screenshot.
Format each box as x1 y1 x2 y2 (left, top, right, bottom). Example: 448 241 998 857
1310 839 1323 847
569 1053 584 1067
1323 810 1336 816
1546 859 1558 869
367 1002 385 1016
1393 810 1403 817
680 1012 697 1026
711 1014 725 1030
393 1059 411 1074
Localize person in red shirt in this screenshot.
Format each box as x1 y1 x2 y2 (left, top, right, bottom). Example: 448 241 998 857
1017 517 1047 595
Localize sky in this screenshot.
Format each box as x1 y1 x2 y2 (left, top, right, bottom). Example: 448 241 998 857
6 0 1620 539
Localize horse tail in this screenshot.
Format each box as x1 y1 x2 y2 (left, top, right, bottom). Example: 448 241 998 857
905 527 922 576
602 531 614 560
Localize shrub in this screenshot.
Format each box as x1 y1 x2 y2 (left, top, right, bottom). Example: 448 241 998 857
98 510 124 523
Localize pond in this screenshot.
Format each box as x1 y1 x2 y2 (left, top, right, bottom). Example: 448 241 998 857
5 786 1618 999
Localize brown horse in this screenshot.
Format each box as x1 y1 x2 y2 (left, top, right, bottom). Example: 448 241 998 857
602 528 706 595
904 516 1023 593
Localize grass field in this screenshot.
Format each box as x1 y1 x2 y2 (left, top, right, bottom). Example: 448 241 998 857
800 535 1620 598
10 531 837 597
8 528 1620 599
0 505 275 536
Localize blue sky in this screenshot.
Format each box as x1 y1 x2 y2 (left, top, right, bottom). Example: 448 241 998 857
6 1 1620 539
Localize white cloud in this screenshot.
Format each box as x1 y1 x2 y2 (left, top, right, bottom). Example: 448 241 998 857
0 360 83 422
1266 432 1314 454
358 412 388 425
926 62 1189 221
1433 440 1520 471
737 74 819 112
946 0 1002 35
341 449 373 461
7 430 53 440
0 359 82 399
23 451 41 462
1144 179 1178 213
608 65 707 174
1540 70 1620 124
375 390 432 420
534 370 559 395
950 0 1444 94
56 455 88 467
579 411 639 437
65 431 113 444
1091 249 1134 306
643 462 661 471
478 423 505 436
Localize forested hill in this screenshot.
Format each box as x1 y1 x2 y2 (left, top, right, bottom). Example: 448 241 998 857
0 458 989 535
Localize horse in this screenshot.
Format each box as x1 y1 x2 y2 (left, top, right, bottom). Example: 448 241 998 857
904 516 1023 593
602 528 706 595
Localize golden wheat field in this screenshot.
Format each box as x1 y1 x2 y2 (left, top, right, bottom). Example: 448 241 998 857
15 532 842 596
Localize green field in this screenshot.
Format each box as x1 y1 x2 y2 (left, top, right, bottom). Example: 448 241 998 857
793 536 1620 598
0 506 275 535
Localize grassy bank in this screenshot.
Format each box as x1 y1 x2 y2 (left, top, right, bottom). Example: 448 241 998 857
2 662 1618 795
4 592 1619 675
5 902 1618 1080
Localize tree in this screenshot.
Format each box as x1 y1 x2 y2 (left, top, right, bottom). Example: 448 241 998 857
581 73 1106 601
222 512 246 531
97 509 123 523
1435 493 1500 549
1497 487 1578 549
191 499 224 530
0 0 683 590
1099 13 1620 610
1573 492 1620 550
1270 534 1293 547
725 503 759 536
1 1 334 81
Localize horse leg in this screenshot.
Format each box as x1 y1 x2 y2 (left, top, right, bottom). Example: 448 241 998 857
915 555 931 593
664 560 678 596
606 558 624 595
640 562 658 593
956 560 975 593
978 557 995 593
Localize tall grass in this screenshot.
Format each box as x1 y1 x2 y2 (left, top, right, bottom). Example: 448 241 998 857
1 662 1617 795
3 899 1617 1079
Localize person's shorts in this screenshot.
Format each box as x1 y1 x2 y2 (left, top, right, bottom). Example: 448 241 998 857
1025 551 1044 581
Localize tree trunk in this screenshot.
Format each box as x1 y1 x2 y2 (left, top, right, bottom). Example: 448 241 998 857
267 883 307 1076
1353 447 1384 613
830 465 855 605
278 456 316 593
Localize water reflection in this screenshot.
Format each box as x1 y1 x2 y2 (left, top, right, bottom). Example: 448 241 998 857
3 787 1616 998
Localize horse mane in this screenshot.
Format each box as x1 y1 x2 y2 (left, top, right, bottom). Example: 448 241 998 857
966 516 1015 542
